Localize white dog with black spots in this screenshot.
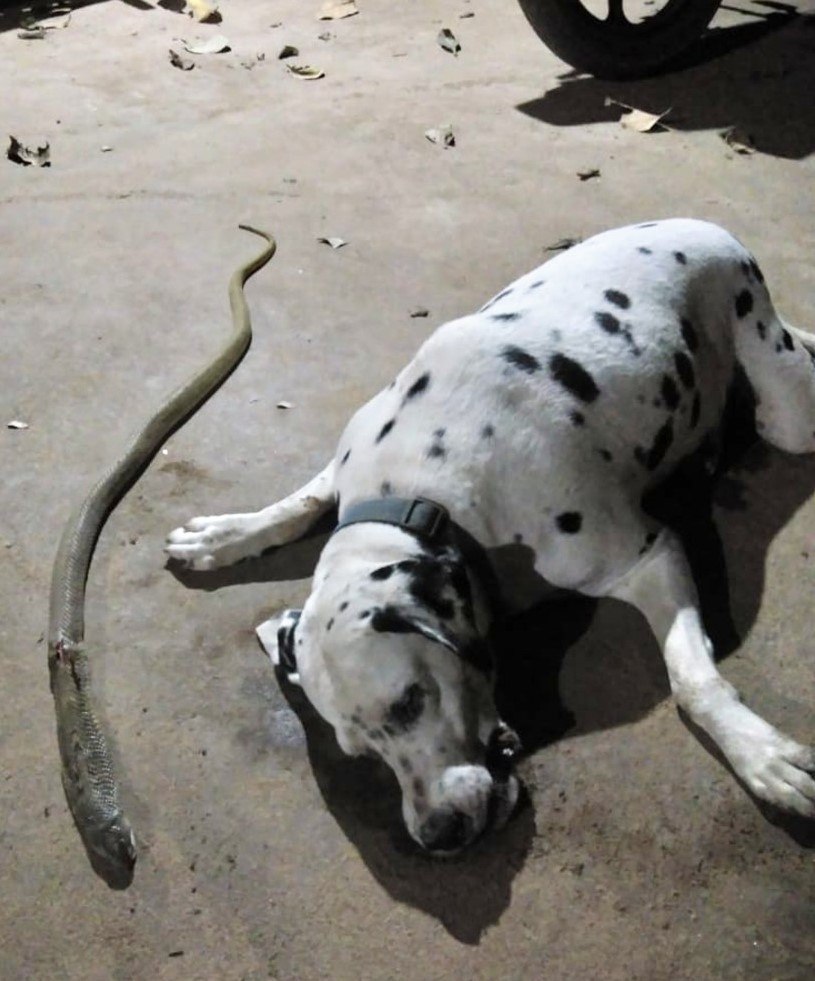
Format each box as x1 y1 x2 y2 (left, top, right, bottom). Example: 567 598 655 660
167 219 815 854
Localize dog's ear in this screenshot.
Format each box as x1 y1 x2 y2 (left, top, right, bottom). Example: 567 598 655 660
256 608 302 683
370 603 492 673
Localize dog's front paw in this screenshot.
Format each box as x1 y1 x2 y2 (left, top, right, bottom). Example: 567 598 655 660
164 513 260 570
728 727 815 818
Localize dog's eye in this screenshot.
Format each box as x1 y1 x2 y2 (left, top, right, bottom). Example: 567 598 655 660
385 683 426 731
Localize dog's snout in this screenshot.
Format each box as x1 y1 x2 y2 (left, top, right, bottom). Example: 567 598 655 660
418 808 474 853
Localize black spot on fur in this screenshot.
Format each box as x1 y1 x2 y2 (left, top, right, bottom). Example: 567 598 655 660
757 321 767 340
749 258 765 284
398 755 413 775
380 480 393 497
637 246 653 255
427 442 447 460
635 419 674 471
501 345 540 373
326 618 334 631
570 411 585 426
674 251 687 265
661 374 680 411
433 427 446 438
482 287 513 311
782 329 794 351
556 512 582 534
598 448 613 462
528 279 545 290
674 351 696 389
680 318 699 352
387 687 428 735
637 222 658 228
404 372 430 401
735 290 753 318
412 777 426 798
604 289 631 309
690 392 701 429
550 354 600 403
370 565 395 581
639 531 658 556
595 310 620 334
359 609 371 620
340 448 351 466
481 423 495 439
376 419 395 443
339 601 349 612
492 311 522 323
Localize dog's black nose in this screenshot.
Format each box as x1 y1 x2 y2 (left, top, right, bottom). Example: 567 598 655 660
419 808 474 853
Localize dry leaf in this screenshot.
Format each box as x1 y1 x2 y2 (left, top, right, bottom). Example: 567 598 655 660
318 0 358 20
409 308 429 318
437 28 461 56
100 145 113 152
181 35 231 54
278 45 299 59
605 97 670 133
721 126 755 155
185 0 220 23
17 26 46 39
577 168 600 181
287 64 325 79
276 400 294 409
7 136 50 167
7 420 29 429
459 10 475 17
169 48 195 70
425 124 455 148
317 237 347 249
544 237 581 252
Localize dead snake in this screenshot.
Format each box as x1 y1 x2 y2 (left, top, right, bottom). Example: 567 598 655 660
47 226 276 888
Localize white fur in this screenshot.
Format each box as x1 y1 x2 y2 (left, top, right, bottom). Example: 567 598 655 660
167 219 815 841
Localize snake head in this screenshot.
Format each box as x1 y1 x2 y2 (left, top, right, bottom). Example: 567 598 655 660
82 812 137 890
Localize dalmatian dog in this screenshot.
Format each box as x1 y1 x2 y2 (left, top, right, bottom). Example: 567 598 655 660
166 219 815 854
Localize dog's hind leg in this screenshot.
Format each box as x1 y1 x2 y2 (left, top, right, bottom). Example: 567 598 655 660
602 526 815 817
731 268 815 454
165 461 336 570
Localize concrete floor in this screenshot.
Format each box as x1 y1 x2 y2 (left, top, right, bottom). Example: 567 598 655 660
2 0 815 977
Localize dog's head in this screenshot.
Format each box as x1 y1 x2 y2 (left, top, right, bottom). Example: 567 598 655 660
269 542 520 854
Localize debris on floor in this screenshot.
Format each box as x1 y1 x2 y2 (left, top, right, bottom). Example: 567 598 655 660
317 236 347 249
181 35 231 54
605 97 671 133
318 0 358 20
169 48 195 71
721 126 755 155
577 168 600 181
7 136 50 167
287 63 325 79
437 28 461 56
425 124 455 147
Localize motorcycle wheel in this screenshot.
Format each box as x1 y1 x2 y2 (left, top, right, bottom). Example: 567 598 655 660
517 0 722 79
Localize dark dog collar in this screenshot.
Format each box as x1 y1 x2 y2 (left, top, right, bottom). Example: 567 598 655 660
333 496 503 613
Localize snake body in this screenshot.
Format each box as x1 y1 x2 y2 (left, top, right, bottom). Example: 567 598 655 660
48 226 276 888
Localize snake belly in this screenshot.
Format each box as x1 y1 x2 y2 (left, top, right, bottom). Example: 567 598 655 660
47 226 276 888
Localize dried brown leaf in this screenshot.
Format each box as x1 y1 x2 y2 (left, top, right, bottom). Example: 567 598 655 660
437 28 461 55
7 136 50 167
169 48 195 70
318 0 358 20
287 63 325 79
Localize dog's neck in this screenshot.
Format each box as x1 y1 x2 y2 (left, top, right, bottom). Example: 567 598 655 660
313 523 494 636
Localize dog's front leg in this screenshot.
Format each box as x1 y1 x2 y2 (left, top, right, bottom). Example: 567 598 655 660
165 462 335 570
606 530 815 818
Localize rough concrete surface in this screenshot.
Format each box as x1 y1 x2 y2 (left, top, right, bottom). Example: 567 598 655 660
2 0 815 977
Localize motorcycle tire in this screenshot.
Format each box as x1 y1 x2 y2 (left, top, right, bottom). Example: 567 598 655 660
517 0 722 79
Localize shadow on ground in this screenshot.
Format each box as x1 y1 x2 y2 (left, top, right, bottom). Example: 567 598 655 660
169 374 815 938
518 2 815 159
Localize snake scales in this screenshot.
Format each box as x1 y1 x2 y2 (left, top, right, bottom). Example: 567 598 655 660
47 226 276 888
